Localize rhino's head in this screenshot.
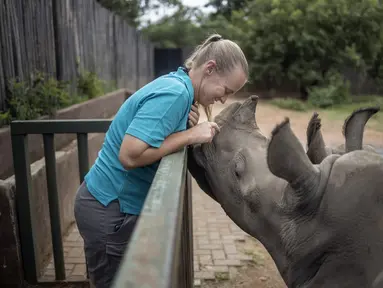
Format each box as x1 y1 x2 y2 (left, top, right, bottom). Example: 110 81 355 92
188 96 287 248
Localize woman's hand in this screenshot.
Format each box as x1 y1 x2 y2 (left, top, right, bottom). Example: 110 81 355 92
188 121 220 145
188 104 200 128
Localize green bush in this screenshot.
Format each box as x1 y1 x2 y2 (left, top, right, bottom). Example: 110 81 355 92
0 72 71 125
0 70 116 127
31 72 71 116
243 0 383 97
77 70 104 99
308 72 352 108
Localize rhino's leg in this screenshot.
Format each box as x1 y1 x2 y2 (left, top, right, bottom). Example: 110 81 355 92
306 112 329 164
342 106 380 152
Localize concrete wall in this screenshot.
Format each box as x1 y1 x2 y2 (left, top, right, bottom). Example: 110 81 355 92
0 89 132 287
0 88 133 180
0 180 23 287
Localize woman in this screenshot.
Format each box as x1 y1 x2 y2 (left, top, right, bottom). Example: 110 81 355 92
74 33 248 288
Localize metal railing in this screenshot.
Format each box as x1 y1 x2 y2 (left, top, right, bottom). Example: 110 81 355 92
112 147 194 288
10 119 193 287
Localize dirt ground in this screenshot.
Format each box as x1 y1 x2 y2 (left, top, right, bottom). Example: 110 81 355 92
198 95 383 288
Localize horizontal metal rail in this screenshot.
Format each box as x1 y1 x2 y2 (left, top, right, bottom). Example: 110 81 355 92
112 147 194 288
11 119 112 135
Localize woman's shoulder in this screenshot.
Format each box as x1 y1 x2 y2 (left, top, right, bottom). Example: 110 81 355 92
153 74 189 94
143 75 192 107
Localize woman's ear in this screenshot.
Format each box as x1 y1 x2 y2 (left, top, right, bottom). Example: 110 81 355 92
205 60 217 75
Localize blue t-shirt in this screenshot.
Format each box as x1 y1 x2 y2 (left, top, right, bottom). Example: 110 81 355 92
84 67 194 215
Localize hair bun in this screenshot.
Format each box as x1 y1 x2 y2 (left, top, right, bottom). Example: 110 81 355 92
210 34 223 42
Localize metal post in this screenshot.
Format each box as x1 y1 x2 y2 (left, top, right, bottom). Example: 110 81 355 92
76 133 90 279
186 172 194 286
43 133 65 280
77 133 89 183
179 172 194 287
11 133 38 284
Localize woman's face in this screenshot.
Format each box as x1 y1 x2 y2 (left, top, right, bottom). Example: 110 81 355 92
197 61 247 107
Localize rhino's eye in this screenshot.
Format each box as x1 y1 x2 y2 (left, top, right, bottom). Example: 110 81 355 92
234 153 245 178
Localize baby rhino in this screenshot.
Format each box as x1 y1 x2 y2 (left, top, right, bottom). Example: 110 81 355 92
306 106 380 164
188 95 383 288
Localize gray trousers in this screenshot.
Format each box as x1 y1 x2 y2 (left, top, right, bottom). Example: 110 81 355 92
74 182 138 288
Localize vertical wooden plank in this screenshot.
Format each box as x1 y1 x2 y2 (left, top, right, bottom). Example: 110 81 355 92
68 0 77 89
32 0 40 72
94 2 100 77
90 0 96 73
0 1 6 110
78 0 84 72
27 0 36 79
45 0 56 77
11 0 24 81
52 0 62 80
1 1 16 82
84 0 89 72
77 0 83 72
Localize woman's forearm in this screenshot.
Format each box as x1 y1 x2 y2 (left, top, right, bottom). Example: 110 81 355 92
121 129 192 170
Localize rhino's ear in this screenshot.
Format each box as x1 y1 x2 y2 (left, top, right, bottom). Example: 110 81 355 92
214 102 242 127
267 118 319 191
232 95 259 129
343 106 380 152
306 112 329 164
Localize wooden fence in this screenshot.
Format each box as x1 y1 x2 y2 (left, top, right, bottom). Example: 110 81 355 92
0 0 154 111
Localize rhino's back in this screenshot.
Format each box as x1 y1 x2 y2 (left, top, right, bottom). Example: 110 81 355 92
326 149 383 190
318 150 383 286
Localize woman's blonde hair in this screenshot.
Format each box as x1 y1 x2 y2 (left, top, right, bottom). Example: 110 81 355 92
184 34 248 121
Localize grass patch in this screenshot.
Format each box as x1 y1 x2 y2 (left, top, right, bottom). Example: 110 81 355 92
269 98 309 111
269 95 383 132
322 95 383 132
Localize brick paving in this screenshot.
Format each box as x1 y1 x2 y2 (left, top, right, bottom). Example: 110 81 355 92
39 179 252 286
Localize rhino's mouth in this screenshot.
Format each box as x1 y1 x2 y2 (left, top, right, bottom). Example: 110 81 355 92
190 145 218 202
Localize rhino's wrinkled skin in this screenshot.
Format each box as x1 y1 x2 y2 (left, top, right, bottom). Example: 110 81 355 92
188 96 383 288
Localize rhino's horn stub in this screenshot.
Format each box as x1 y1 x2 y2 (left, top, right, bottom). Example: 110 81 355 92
267 118 319 191
232 95 259 128
249 94 259 102
214 101 242 128
342 106 380 152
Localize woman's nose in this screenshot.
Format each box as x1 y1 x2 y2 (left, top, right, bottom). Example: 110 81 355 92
220 95 228 104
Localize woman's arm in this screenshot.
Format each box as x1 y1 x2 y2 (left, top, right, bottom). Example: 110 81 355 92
119 121 219 170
